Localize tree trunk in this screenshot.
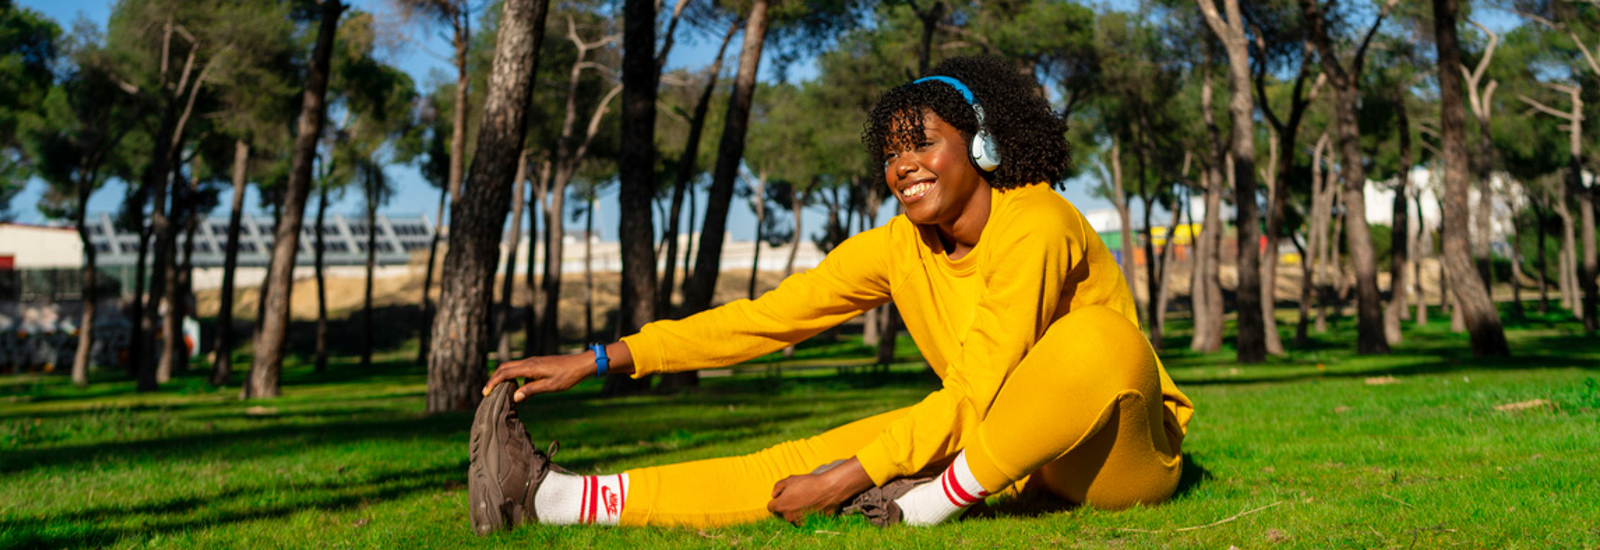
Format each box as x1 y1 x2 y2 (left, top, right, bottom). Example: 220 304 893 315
1331 86 1386 354
314 184 329 372
585 195 595 341
1535 199 1549 315
1509 194 1525 321
1107 141 1136 294
611 0 661 395
1575 168 1598 332
682 0 771 315
158 181 188 384
524 160 548 357
1293 231 1312 346
785 187 808 277
212 139 248 386
1310 134 1332 335
247 0 346 399
72 175 97 387
1198 0 1264 363
137 115 178 392
1433 0 1510 356
172 176 199 379
129 216 150 379
747 171 767 301
658 21 738 320
419 185 446 364
363 177 378 369
663 2 769 391
1415 192 1430 326
1141 194 1160 344
1193 66 1226 354
497 152 528 362
1153 196 1184 345
537 169 566 355
1193 167 1224 353
1558 198 1578 317
1385 97 1412 344
1303 0 1389 354
428 0 550 412
450 8 470 201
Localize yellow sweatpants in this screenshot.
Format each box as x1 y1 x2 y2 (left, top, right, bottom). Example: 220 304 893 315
618 305 1183 527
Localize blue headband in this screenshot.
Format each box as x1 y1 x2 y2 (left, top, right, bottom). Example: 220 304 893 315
913 76 977 104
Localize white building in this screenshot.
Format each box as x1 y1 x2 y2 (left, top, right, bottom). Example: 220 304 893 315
0 222 82 269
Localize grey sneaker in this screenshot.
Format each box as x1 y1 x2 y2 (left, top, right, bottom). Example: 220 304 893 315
811 460 937 527
468 382 570 535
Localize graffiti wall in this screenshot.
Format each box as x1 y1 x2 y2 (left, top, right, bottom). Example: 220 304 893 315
0 300 134 372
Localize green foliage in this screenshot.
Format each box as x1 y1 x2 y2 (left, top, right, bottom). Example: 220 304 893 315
0 1 61 217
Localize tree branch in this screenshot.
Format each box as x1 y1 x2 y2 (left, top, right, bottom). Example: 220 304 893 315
1517 93 1577 121
1464 19 1499 86
1351 0 1400 77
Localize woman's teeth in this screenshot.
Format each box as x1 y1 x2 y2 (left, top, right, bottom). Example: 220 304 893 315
902 181 932 198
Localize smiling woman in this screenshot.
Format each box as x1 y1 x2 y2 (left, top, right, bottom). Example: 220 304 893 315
470 54 1192 532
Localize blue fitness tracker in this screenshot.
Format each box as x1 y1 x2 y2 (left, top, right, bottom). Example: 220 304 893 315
590 343 609 377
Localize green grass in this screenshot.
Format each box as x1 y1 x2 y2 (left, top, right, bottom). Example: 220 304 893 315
2 306 1598 548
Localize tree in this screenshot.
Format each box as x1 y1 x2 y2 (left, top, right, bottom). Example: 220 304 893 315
1299 0 1396 354
205 4 298 385
1516 2 1600 332
397 0 473 364
606 0 660 395
534 14 622 356
656 20 740 320
1248 1 1323 354
1197 0 1266 363
23 31 135 387
1433 0 1510 355
427 0 551 412
322 13 416 368
0 0 59 216
681 0 774 329
247 0 348 399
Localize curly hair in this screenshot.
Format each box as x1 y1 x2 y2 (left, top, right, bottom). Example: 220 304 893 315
862 55 1071 190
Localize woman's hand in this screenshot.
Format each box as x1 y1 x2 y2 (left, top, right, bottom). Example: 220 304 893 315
482 352 596 402
767 458 875 525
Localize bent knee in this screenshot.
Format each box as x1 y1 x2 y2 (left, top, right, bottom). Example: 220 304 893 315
1045 305 1145 348
1027 305 1157 388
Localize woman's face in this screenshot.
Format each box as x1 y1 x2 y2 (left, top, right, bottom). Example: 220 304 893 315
883 109 989 231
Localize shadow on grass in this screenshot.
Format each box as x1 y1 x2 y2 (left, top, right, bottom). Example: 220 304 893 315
0 461 463 548
967 454 1213 521
0 372 913 476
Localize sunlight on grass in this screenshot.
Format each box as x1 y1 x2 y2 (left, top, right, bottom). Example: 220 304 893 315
2 311 1598 548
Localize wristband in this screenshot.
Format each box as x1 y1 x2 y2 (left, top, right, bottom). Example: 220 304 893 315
590 343 609 377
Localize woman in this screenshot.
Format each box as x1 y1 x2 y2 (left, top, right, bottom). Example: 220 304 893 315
468 55 1193 533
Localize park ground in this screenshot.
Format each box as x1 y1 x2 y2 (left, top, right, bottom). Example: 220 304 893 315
2 303 1598 549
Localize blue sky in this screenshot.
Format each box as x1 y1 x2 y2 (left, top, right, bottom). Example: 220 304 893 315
8 0 1132 240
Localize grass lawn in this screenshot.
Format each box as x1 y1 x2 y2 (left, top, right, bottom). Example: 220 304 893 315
2 306 1598 548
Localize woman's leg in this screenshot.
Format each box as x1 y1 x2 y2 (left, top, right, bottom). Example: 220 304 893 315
964 304 1182 509
618 407 908 527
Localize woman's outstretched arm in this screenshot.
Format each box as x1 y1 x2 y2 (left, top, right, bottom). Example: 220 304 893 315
483 342 636 402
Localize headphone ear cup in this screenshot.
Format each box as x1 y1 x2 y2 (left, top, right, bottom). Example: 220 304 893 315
971 131 1001 172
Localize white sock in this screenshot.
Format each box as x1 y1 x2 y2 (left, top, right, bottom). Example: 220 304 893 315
533 472 629 525
894 452 990 526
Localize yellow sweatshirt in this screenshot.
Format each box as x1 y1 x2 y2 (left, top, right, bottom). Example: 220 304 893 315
621 183 1194 485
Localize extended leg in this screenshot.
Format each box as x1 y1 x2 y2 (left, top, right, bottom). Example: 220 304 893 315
617 407 907 527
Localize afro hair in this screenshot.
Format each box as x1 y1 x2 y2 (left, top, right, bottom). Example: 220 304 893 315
862 55 1071 190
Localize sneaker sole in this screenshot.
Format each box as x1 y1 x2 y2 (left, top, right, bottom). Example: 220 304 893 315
468 382 515 536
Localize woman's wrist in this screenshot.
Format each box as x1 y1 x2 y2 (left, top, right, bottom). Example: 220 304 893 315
584 342 635 377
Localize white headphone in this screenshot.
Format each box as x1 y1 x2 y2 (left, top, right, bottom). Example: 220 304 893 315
913 76 1002 172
